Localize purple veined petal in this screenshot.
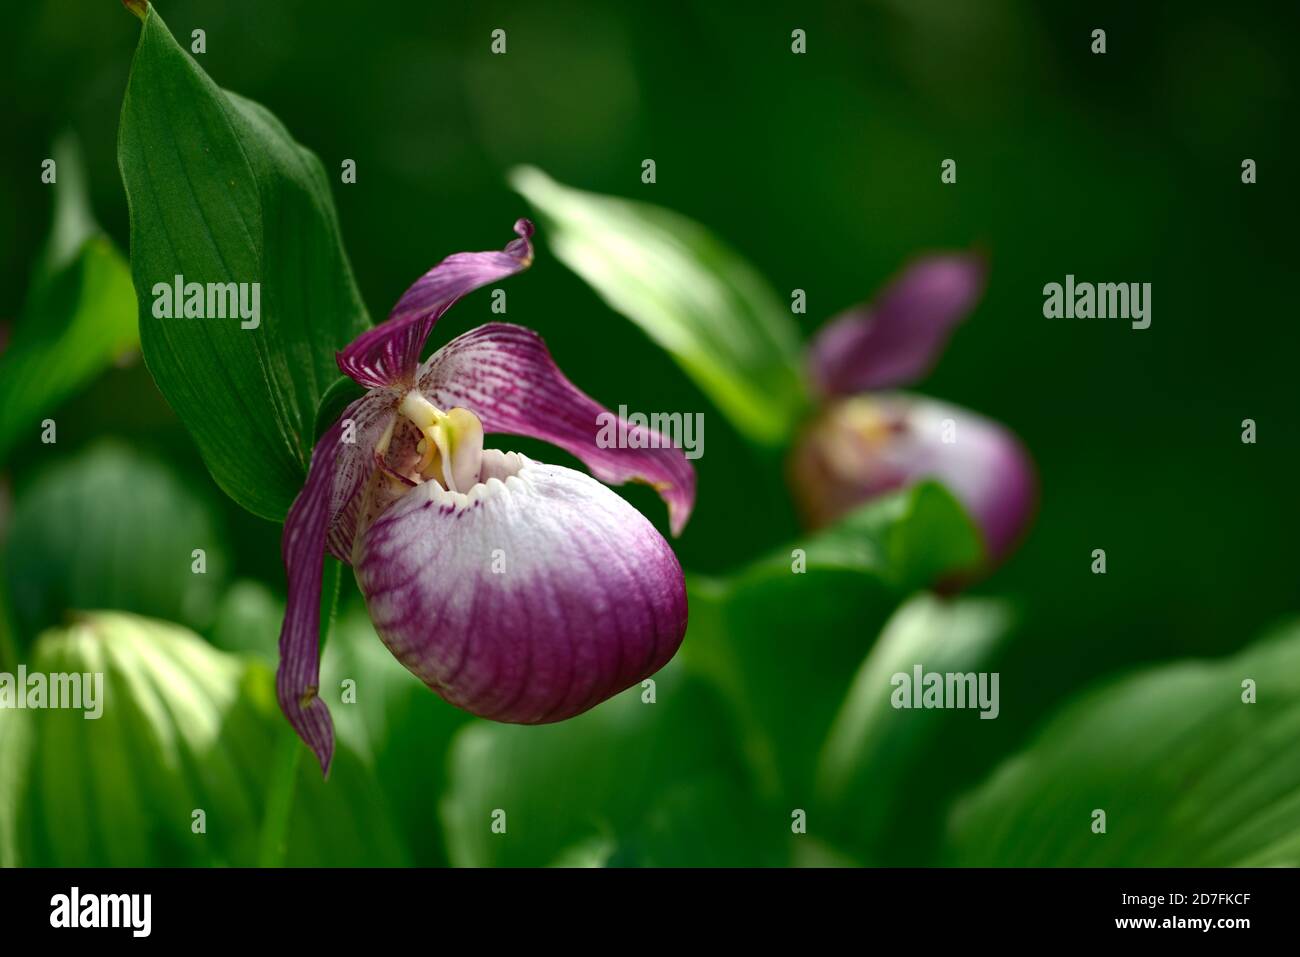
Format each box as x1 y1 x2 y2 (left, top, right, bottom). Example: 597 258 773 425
807 253 987 397
354 453 688 723
789 393 1036 562
417 322 695 535
277 392 397 775
336 219 535 389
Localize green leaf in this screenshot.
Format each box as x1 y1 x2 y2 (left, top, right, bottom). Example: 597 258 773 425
0 135 137 463
742 479 983 587
814 595 1018 863
440 658 777 866
683 481 983 798
9 611 407 866
510 166 808 445
4 441 228 642
0 706 33 867
948 619 1300 866
118 6 369 520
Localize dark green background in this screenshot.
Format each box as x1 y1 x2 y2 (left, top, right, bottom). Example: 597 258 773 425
2 0 1296 762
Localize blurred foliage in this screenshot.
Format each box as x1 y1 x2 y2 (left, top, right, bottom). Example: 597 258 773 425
0 135 137 463
441 657 783 867
5 441 228 642
685 481 982 800
0 0 1296 868
950 619 1300 866
815 594 1019 864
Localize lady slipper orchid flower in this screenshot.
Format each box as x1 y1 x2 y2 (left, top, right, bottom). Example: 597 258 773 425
279 220 694 774
791 254 1035 561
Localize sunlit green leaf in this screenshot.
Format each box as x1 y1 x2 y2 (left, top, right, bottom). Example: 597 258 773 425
511 165 808 445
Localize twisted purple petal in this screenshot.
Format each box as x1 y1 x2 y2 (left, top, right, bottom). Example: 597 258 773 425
418 323 695 535
354 455 688 722
276 392 396 774
808 253 986 397
336 219 534 389
790 393 1035 561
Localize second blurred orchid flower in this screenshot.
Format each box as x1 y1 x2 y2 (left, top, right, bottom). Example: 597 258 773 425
792 255 1035 561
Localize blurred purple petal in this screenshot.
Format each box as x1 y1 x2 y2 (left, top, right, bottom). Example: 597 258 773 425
354 455 687 722
808 253 986 397
418 322 695 535
789 393 1035 561
277 393 396 774
337 219 534 389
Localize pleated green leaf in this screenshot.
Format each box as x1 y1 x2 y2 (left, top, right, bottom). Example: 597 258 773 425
7 612 407 866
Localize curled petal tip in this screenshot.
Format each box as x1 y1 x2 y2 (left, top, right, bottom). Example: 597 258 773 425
337 221 537 389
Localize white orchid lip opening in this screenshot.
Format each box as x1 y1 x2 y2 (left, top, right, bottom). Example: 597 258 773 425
277 219 696 775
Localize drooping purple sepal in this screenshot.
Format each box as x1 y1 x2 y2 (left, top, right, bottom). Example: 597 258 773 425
418 322 695 535
336 219 535 389
276 394 396 774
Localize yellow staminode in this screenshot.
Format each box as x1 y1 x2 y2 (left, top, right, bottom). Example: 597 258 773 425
399 392 484 493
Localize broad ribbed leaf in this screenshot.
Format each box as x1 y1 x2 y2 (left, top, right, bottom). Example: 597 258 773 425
511 166 808 445
949 619 1300 866
0 135 137 463
118 6 369 519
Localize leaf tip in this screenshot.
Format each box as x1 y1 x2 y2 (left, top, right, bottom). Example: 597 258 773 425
121 0 148 21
